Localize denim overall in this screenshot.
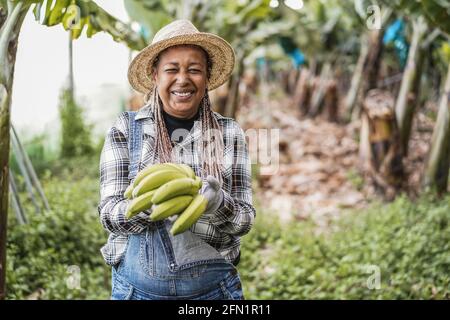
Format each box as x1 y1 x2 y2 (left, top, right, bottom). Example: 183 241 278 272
111 111 244 300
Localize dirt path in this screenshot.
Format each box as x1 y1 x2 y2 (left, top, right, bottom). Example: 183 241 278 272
237 85 435 227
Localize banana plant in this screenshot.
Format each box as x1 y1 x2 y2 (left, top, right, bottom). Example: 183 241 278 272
418 0 450 193
343 0 392 121
0 0 147 300
423 58 450 193
0 0 29 301
208 0 280 117
378 0 450 192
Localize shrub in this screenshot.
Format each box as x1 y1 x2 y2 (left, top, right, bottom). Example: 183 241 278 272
6 166 110 300
239 194 450 299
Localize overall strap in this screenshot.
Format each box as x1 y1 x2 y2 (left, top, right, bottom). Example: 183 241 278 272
126 111 143 181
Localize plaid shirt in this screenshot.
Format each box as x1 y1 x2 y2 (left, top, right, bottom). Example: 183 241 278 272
98 105 256 267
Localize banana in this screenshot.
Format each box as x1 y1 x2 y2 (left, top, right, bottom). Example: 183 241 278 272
152 178 202 204
188 183 201 196
125 190 156 219
124 184 133 199
149 195 193 221
164 163 191 176
133 163 188 187
176 163 196 179
194 176 202 189
133 170 187 198
170 194 208 236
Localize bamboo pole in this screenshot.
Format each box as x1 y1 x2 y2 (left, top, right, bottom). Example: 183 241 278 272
11 125 50 211
10 128 40 214
9 170 26 225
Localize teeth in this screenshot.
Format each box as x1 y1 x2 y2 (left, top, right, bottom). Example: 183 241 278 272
173 91 193 97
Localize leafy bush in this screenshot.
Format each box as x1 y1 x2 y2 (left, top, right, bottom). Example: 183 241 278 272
6 165 110 300
239 194 450 299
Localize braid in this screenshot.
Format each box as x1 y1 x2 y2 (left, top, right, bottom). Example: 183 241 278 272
147 87 224 183
200 92 224 184
151 87 174 163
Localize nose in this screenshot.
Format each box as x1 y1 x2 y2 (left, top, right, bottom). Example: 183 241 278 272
175 69 191 85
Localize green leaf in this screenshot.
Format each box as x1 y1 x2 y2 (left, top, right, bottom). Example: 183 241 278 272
124 0 172 39
32 2 42 21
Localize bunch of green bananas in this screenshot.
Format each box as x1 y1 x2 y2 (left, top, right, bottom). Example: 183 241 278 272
124 163 209 236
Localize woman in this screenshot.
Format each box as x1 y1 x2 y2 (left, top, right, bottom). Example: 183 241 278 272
98 19 255 300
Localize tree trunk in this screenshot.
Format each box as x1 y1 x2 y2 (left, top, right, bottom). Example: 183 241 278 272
224 58 244 118
224 71 240 118
343 37 369 121
293 68 312 116
209 81 228 115
0 1 29 300
325 79 339 122
309 62 331 117
287 68 298 95
423 63 450 193
352 29 385 121
395 17 428 156
360 90 403 199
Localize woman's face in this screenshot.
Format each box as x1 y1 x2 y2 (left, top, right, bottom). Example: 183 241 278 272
152 45 208 119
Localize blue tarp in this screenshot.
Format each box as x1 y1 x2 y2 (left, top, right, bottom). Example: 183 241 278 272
383 19 409 69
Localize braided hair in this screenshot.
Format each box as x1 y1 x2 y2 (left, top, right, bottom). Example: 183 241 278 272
143 45 224 183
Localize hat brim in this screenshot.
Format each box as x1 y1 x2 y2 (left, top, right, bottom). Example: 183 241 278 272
128 33 235 94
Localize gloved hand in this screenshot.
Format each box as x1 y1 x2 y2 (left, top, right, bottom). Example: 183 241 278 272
202 175 224 215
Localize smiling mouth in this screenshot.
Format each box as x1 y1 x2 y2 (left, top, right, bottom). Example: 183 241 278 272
171 90 195 98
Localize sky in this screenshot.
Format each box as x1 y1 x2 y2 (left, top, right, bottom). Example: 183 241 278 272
11 1 134 144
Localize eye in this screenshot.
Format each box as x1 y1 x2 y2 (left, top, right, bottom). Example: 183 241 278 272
165 68 177 73
189 69 201 73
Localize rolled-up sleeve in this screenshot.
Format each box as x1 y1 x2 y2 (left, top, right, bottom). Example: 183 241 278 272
210 122 256 236
98 113 151 236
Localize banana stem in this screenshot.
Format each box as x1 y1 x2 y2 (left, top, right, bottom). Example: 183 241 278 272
0 1 24 86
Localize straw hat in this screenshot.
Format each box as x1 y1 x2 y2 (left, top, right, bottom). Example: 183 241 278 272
128 19 235 94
